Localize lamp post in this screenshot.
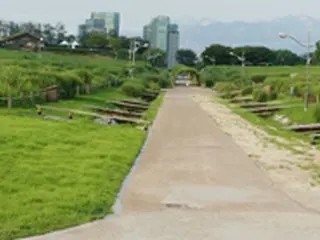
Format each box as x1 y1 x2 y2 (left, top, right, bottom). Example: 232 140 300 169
279 30 314 111
229 51 246 84
129 40 148 65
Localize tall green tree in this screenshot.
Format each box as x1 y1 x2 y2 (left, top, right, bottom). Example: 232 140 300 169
144 48 166 67
108 37 121 59
175 49 198 66
201 44 232 65
86 32 108 48
313 41 320 64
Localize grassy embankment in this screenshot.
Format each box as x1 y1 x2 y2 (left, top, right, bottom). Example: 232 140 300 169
0 49 166 240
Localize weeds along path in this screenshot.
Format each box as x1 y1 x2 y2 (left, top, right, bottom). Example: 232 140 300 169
193 92 320 213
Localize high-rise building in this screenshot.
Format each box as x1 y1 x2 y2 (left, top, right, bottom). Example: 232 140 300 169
143 24 152 43
167 24 180 69
149 16 170 51
143 16 180 69
91 12 120 36
84 18 106 33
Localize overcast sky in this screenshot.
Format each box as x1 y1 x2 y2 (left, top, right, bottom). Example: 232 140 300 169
1 0 320 34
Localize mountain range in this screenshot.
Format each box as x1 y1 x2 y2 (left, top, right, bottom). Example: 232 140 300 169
175 15 320 54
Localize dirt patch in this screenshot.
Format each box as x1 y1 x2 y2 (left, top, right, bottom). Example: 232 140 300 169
193 94 320 212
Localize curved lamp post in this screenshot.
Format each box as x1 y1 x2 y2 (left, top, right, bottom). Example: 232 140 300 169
279 31 314 111
229 51 246 84
128 40 149 65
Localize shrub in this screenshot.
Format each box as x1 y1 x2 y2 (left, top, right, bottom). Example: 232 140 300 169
215 82 237 92
314 104 320 122
72 69 93 84
205 79 214 88
251 75 267 84
268 91 278 101
91 76 105 87
241 85 253 95
253 89 268 102
55 72 82 98
293 82 305 97
158 78 172 88
149 81 160 91
121 79 145 97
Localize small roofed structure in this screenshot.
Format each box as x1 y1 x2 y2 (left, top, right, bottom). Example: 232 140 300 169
43 85 59 102
71 40 80 49
0 32 44 51
59 40 69 46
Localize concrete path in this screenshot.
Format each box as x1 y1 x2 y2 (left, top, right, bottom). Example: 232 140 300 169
26 88 320 240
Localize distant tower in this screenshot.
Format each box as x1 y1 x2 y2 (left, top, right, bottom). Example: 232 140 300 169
142 15 180 69
90 12 120 36
167 24 180 69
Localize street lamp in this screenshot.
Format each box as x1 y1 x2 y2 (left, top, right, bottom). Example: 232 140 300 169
129 40 148 65
229 51 246 84
279 30 314 111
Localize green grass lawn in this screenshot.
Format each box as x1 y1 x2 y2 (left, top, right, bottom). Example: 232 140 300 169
0 88 164 240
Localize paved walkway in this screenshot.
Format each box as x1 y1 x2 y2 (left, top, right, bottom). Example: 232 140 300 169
26 88 320 240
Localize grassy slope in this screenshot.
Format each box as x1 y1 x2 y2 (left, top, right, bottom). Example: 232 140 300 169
0 88 164 239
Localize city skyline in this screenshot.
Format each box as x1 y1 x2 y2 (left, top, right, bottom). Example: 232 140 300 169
143 15 180 69
3 0 320 35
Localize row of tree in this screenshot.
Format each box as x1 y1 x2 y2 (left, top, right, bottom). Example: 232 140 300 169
2 19 316 68
174 45 309 67
0 20 71 44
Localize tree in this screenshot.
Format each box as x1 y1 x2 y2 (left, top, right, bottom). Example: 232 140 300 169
86 32 108 48
143 48 166 67
232 46 276 65
55 22 67 43
7 21 20 35
42 23 56 44
274 50 304 65
201 44 232 65
313 41 320 64
175 49 198 66
108 29 118 38
108 37 121 59
118 36 131 49
66 34 76 43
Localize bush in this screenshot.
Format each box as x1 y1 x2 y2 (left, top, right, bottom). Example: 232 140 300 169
55 72 82 98
293 82 305 97
205 79 214 88
148 81 160 91
253 89 268 102
251 75 267 84
241 86 253 95
91 76 105 87
121 79 145 97
158 78 172 88
314 104 320 122
268 91 278 101
215 82 237 92
72 69 93 84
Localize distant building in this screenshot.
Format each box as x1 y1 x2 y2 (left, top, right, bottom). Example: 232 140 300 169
167 24 180 69
78 12 120 40
143 25 152 43
142 15 180 69
0 32 44 51
85 18 106 33
149 16 170 51
91 12 120 36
